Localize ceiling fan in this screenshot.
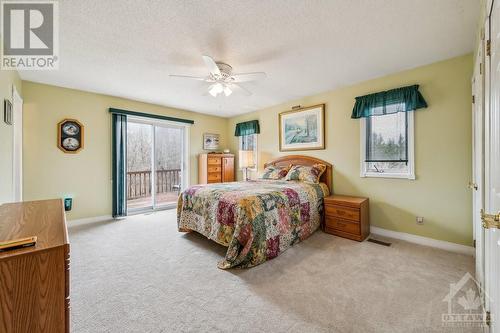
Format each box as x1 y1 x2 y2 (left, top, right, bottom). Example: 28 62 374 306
169 55 266 97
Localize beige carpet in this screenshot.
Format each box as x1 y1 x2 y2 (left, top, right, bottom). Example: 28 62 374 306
68 209 478 333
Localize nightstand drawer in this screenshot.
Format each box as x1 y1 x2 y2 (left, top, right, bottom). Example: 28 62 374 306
325 205 360 221
325 217 360 235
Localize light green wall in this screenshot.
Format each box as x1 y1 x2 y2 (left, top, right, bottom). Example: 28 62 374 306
0 70 22 204
227 54 473 246
21 54 473 245
22 82 229 220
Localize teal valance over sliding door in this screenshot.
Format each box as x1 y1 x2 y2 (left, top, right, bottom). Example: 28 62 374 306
112 113 127 217
235 120 260 136
351 84 428 119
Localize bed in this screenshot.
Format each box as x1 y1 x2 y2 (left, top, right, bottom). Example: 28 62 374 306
177 155 333 269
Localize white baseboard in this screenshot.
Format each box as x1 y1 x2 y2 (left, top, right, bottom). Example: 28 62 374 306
370 226 475 256
67 215 113 227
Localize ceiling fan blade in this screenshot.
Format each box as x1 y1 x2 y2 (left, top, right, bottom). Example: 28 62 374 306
202 55 221 76
169 74 207 81
231 83 252 96
231 72 267 83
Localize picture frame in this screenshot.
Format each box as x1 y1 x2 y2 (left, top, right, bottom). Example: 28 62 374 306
58 119 84 153
203 133 220 150
4 99 12 125
279 104 325 151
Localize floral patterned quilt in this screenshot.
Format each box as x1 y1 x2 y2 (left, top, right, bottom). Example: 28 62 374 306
177 180 329 269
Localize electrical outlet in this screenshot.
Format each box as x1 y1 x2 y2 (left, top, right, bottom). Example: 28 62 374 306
416 217 424 225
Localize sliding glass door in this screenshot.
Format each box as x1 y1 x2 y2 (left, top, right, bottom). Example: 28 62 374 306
154 125 184 207
126 118 187 212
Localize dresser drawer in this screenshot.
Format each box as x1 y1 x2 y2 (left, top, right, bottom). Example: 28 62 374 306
207 157 221 165
208 172 221 181
325 217 360 235
208 166 221 172
325 205 360 221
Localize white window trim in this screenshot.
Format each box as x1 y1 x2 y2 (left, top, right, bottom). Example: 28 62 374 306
238 134 258 172
360 111 415 180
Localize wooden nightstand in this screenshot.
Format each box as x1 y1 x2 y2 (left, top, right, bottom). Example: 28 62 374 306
323 195 369 241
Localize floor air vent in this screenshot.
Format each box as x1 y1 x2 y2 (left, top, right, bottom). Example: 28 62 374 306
367 238 392 246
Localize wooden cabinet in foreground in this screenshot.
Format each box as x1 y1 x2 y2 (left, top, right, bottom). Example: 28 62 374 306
0 199 70 333
198 153 235 184
323 195 370 241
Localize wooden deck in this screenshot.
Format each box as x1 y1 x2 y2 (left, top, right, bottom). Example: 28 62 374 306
127 192 179 210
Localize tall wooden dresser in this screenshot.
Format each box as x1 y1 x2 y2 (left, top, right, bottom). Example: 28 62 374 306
198 153 235 184
0 199 70 333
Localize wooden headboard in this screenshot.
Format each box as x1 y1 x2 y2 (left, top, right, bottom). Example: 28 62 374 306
264 155 333 192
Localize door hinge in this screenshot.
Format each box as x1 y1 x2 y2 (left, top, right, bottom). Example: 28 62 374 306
487 40 491 57
481 209 500 229
480 63 483 75
473 239 476 248
486 311 491 326
472 95 475 104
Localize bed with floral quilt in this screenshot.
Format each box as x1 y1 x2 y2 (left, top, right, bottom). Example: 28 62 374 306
177 155 332 269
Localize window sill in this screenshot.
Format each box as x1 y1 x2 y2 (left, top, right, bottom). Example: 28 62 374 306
361 172 415 180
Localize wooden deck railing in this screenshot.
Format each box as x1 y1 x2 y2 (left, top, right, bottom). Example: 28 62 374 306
127 169 181 200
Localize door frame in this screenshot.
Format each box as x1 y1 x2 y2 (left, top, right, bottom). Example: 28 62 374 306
484 1 500 330
11 85 22 202
126 116 190 214
472 38 485 293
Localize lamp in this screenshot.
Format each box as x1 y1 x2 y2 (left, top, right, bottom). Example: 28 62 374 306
239 150 255 181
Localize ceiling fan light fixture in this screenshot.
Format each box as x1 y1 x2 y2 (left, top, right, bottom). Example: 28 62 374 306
171 55 266 97
209 83 224 97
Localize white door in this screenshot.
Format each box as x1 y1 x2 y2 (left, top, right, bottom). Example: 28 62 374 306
12 85 23 202
472 41 485 292
485 1 500 330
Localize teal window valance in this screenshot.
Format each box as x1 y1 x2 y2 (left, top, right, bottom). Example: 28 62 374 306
235 120 260 136
351 85 427 119
109 108 194 124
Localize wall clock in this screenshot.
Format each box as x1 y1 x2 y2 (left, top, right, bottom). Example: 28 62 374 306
58 119 84 153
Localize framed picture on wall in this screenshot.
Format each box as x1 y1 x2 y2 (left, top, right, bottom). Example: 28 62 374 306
4 99 12 125
203 133 220 150
58 119 84 153
279 104 325 151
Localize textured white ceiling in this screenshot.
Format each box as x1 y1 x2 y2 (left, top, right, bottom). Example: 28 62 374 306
19 0 479 117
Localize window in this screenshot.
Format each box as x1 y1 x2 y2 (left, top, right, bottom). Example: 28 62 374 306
239 134 257 171
361 108 414 179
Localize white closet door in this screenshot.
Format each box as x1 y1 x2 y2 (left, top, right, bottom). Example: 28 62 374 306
12 85 23 202
485 1 500 331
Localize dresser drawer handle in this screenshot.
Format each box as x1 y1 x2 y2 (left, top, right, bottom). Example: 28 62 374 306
337 210 346 215
337 222 347 228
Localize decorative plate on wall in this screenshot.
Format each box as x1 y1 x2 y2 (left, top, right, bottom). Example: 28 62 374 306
58 119 84 153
